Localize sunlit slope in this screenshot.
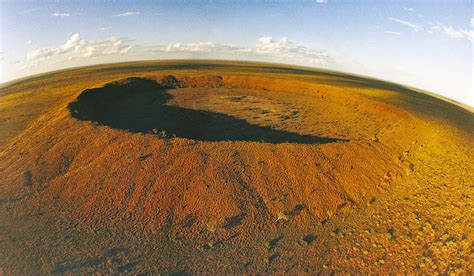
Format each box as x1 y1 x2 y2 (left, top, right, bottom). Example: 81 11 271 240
0 61 472 274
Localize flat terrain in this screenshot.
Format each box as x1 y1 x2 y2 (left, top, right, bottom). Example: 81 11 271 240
0 60 473 274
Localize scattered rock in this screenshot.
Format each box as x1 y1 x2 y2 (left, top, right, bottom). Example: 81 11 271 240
181 214 196 228
160 75 181 89
301 234 316 246
267 253 279 264
387 228 395 240
266 236 283 250
24 170 33 187
139 153 153 161
330 229 340 238
284 204 306 217
368 197 376 205
224 213 246 229
337 202 348 210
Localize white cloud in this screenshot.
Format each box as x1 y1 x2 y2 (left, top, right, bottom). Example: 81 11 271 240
403 7 415 12
388 17 423 32
25 40 32 45
98 26 112 31
385 31 401 35
166 42 217 52
23 34 331 69
388 15 473 42
114 11 139 17
315 0 328 3
120 46 133 55
158 37 331 65
430 23 474 42
26 34 133 64
256 36 290 53
52 12 70 17
252 36 330 65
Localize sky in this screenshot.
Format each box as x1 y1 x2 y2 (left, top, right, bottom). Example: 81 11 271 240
1 0 473 106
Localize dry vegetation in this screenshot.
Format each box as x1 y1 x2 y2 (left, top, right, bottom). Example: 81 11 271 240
0 60 472 274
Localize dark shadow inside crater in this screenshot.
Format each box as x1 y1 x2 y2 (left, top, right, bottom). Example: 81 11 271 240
68 77 347 144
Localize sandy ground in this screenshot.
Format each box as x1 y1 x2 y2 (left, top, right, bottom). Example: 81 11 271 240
0 60 472 274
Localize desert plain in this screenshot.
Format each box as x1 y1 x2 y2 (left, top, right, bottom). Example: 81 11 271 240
0 60 472 274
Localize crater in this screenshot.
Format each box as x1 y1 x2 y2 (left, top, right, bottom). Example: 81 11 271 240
68 76 347 144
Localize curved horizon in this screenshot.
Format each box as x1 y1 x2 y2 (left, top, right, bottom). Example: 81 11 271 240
1 1 472 106
2 58 472 111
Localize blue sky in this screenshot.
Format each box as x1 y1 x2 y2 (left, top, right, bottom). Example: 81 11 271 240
1 0 472 106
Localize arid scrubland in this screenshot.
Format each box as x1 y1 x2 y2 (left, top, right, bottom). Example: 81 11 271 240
0 61 472 274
